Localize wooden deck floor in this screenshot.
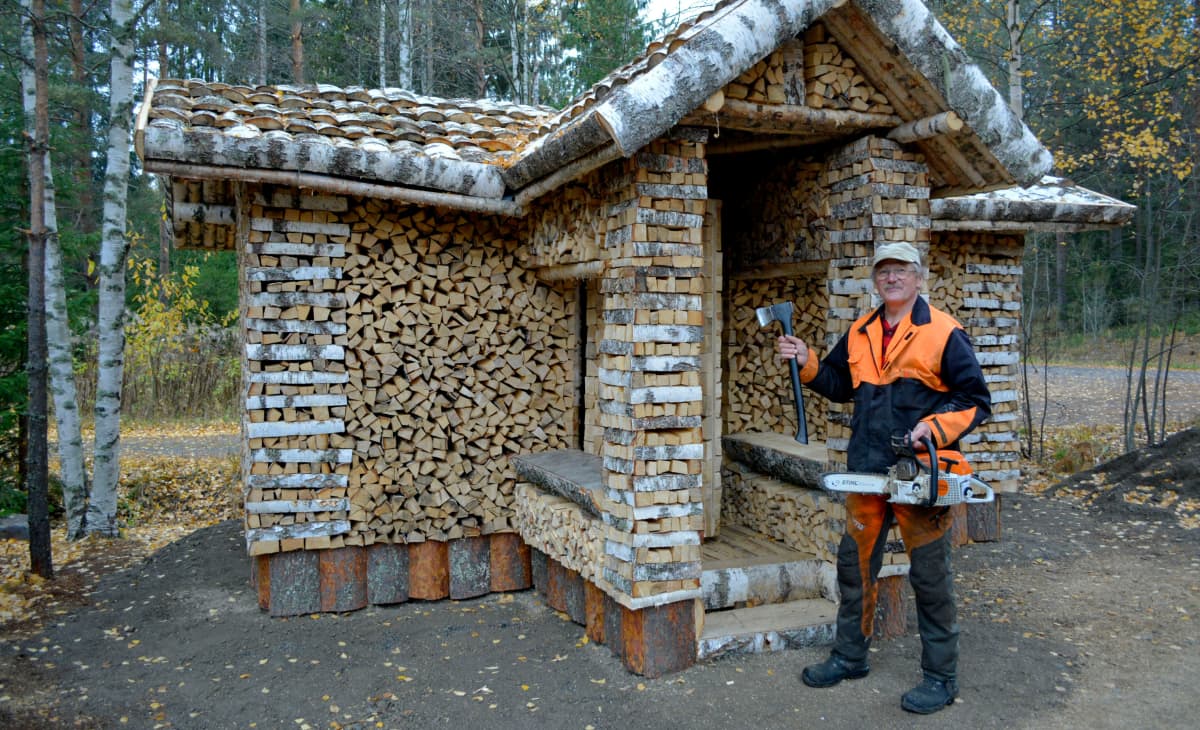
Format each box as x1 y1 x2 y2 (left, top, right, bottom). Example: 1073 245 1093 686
701 523 817 571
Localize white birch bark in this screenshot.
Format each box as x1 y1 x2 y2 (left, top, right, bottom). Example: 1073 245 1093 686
397 0 412 88
20 0 88 539
510 0 520 103
378 0 386 87
88 0 136 537
1006 0 1024 119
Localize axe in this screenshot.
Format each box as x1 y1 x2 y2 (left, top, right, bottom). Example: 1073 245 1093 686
756 301 809 444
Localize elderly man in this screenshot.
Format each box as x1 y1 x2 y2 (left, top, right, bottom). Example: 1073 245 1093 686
775 242 991 714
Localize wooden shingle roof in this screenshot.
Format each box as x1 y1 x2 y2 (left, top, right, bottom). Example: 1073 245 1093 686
138 0 1060 216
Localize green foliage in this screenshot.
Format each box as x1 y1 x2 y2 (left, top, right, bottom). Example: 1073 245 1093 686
121 248 240 420
560 0 649 99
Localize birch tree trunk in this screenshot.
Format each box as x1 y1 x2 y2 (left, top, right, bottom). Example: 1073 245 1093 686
88 0 137 537
21 0 88 540
22 0 52 577
1006 0 1024 118
378 0 386 87
511 1 520 102
397 0 412 88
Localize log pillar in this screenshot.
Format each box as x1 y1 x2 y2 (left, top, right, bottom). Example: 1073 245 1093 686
820 136 930 468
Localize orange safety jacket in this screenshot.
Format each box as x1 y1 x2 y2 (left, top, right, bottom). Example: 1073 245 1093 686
799 297 991 475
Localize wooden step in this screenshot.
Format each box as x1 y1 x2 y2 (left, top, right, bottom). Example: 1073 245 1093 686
701 523 835 610
698 598 838 660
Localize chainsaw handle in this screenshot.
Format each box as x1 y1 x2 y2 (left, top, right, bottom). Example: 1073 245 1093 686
919 435 937 507
962 477 995 504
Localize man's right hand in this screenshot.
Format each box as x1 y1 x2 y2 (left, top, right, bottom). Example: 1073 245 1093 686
776 334 809 366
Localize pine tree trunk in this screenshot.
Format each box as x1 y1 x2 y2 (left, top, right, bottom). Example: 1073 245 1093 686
69 0 94 234
290 0 304 83
22 0 52 577
473 0 486 97
21 9 88 540
88 0 136 537
257 0 268 85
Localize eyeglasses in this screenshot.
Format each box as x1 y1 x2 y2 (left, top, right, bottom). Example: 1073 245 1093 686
874 266 917 280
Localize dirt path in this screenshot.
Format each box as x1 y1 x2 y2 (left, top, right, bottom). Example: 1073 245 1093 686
1 494 1195 729
1025 365 1200 428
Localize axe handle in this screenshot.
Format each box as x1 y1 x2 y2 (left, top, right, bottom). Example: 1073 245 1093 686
780 320 809 444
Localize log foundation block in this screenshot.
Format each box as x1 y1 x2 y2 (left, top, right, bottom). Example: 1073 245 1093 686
584 582 607 645
948 503 969 547
618 599 698 677
253 533 532 615
545 560 569 613
489 533 532 592
408 541 450 600
252 555 269 611
319 546 368 613
449 536 491 600
367 543 409 605
966 497 1002 542
874 573 910 640
562 567 586 625
530 548 548 594
265 549 320 617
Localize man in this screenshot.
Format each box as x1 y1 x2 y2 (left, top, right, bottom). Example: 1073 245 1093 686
775 241 991 714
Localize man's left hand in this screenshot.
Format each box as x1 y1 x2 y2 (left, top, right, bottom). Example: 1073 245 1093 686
911 422 934 450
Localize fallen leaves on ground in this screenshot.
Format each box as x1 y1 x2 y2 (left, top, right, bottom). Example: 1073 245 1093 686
1 421 240 635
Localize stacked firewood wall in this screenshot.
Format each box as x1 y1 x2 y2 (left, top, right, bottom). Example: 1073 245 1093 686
822 136 930 467
803 24 894 114
597 130 708 609
928 232 1025 492
242 187 355 556
525 175 610 268
724 37 806 104
337 201 577 543
242 189 579 555
173 178 236 250
723 277 826 438
720 29 893 117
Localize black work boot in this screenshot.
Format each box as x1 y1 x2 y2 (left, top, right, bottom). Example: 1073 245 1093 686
801 653 870 688
901 675 958 714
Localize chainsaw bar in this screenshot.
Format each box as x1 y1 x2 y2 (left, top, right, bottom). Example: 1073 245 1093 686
821 471 994 506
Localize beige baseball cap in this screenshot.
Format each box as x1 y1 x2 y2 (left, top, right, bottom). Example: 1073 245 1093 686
872 242 922 268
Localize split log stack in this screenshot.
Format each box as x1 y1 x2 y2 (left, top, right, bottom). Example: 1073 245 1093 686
595 130 710 610
242 187 356 555
514 483 605 582
172 178 236 251
927 232 1025 493
242 184 579 599
718 29 893 118
720 459 910 571
723 276 826 439
802 23 894 114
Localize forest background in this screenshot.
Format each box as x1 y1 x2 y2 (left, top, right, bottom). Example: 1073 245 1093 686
0 0 1197 537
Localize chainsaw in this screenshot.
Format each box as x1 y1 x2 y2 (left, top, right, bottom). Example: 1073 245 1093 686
822 431 995 507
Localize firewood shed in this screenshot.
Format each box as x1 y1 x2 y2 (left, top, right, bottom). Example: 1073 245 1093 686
134 0 1134 676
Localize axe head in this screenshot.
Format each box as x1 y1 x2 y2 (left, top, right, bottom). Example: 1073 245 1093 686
755 301 794 328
